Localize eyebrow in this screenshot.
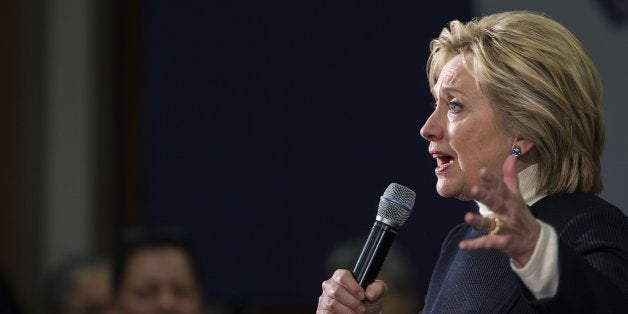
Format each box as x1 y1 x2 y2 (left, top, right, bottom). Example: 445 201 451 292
432 86 464 100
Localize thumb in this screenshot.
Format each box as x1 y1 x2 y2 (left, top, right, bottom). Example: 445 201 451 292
365 280 387 301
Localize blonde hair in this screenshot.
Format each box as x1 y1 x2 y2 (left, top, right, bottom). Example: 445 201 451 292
427 11 605 194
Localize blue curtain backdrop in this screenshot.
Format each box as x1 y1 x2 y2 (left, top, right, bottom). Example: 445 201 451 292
143 0 471 303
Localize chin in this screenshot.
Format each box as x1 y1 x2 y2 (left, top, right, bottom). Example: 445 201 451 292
435 182 460 199
436 176 475 201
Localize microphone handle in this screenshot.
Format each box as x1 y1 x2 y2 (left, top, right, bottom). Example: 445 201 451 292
352 220 397 288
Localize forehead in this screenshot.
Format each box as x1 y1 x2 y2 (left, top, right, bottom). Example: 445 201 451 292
431 55 478 97
124 247 195 280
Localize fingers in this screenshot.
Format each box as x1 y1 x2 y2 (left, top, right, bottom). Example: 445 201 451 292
317 269 388 314
459 212 506 250
317 269 366 313
460 156 541 263
502 155 520 194
365 280 387 302
459 234 506 251
463 212 493 231
363 280 387 314
474 169 505 198
471 183 507 214
472 157 521 214
332 269 365 300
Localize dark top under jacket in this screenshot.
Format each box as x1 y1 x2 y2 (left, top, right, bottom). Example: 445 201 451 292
423 192 628 313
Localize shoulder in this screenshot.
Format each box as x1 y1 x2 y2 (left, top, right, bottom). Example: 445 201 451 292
534 191 619 208
532 192 628 246
532 192 625 225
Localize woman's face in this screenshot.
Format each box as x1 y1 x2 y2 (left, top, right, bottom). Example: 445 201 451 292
420 55 513 200
116 247 203 314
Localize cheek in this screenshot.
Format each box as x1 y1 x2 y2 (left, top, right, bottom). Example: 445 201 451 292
451 140 473 159
451 125 512 176
448 124 483 168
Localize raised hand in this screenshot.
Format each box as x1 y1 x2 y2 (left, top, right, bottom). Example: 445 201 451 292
459 155 541 266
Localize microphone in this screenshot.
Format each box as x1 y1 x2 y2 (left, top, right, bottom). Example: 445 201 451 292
352 183 415 288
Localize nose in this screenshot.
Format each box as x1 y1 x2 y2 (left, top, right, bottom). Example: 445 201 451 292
156 290 177 313
419 109 442 141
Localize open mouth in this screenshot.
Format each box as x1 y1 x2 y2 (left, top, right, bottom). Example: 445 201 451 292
433 153 454 174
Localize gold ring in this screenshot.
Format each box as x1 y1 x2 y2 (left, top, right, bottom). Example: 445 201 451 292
489 217 503 235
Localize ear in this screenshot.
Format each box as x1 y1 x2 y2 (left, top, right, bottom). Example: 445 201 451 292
513 138 534 156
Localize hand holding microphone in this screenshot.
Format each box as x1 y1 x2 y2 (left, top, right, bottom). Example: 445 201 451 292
317 183 415 314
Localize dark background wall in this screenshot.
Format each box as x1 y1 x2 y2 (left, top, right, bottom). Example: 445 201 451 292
142 0 471 306
4 1 626 313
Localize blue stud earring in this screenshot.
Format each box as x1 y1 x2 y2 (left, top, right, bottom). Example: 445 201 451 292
512 145 522 158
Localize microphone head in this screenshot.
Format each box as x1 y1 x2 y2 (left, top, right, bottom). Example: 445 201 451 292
377 183 415 229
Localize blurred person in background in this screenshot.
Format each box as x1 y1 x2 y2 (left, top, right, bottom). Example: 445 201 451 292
111 228 204 314
42 255 112 314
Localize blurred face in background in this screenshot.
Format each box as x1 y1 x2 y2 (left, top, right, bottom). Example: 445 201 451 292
114 247 203 314
62 265 112 314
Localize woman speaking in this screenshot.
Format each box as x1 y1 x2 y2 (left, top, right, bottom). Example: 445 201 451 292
317 11 628 313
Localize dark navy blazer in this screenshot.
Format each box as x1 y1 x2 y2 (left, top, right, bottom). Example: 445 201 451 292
423 192 628 313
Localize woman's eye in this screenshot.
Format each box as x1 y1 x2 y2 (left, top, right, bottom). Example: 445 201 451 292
448 101 463 113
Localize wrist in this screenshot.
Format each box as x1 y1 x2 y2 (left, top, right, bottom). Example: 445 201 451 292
514 222 541 266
